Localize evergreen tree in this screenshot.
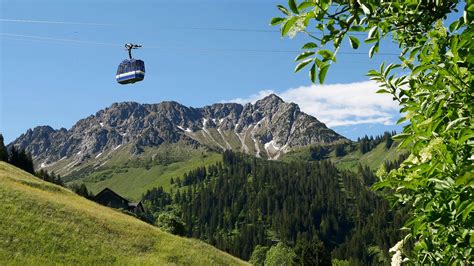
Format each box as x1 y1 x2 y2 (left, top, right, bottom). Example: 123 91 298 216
383 132 394 149
358 138 369 154
309 145 329 160
8 146 35 175
334 144 346 157
69 183 92 199
0 134 8 162
293 238 331 266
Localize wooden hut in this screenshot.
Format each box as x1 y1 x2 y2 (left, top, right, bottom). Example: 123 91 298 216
94 188 144 213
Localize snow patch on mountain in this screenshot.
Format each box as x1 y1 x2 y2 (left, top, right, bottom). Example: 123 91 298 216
218 128 232 149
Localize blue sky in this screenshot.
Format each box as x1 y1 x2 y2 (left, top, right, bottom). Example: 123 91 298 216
1 0 403 143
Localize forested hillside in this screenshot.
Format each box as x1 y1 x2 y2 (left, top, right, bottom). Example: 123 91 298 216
142 151 407 265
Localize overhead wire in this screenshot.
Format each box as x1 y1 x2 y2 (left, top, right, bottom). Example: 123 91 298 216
170 26 370 36
0 33 401 56
2 35 387 65
0 33 122 47
0 18 119 26
1 18 371 36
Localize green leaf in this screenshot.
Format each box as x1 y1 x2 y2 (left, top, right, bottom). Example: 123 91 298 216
368 26 378 39
350 25 364 32
376 89 389 94
449 20 461 32
383 63 400 78
392 133 410 141
304 11 315 26
348 36 360 49
270 17 285 26
302 42 318 49
281 16 298 37
318 63 330 84
396 116 407 124
446 117 469 131
467 3 474 12
309 63 316 83
412 64 433 76
295 51 315 61
288 0 299 14
294 58 313 73
277 5 290 15
369 43 379 58
298 1 314 12
462 202 474 222
317 49 334 61
364 37 378 44
456 172 474 186
314 58 322 67
367 69 379 76
359 3 371 15
319 0 329 10
409 46 422 60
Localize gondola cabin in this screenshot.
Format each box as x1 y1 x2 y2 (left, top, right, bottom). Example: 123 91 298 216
116 59 145 84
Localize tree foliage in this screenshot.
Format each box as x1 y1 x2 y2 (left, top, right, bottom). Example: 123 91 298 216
36 169 63 186
293 237 331 266
0 134 8 162
272 0 473 264
264 242 296 266
7 146 35 175
249 245 269 266
69 183 93 199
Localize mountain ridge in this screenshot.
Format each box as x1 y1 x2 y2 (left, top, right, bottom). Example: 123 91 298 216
10 94 346 173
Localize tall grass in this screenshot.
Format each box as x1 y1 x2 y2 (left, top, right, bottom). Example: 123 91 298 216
0 162 247 265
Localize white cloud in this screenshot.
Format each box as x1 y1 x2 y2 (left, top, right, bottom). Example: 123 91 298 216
226 81 400 127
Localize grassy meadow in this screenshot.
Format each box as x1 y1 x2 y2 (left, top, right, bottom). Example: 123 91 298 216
282 141 402 171
0 162 247 265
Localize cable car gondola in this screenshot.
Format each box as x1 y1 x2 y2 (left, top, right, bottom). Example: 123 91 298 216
116 43 145 84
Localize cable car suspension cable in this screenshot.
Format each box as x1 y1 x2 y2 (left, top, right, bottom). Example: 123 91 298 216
0 33 401 56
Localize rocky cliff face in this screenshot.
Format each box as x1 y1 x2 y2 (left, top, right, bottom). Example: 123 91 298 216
10 94 345 165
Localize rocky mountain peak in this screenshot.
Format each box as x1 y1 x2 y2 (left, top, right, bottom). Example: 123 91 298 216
258 93 283 104
254 94 284 110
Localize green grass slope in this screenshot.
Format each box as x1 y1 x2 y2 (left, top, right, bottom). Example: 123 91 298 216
331 142 402 170
0 162 247 265
282 142 403 171
54 143 222 201
81 153 221 201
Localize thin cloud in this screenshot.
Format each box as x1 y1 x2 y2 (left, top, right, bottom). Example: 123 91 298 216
226 81 401 127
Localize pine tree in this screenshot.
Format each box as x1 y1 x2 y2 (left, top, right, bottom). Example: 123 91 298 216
0 134 8 162
335 144 346 157
294 238 331 266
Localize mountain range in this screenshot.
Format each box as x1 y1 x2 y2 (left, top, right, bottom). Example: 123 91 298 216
10 94 345 174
